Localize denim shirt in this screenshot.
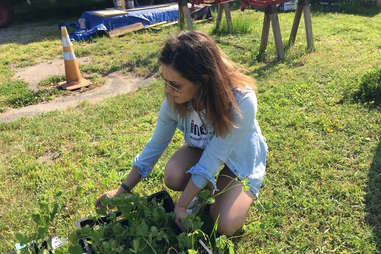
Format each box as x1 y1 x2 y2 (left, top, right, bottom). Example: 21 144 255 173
133 88 268 197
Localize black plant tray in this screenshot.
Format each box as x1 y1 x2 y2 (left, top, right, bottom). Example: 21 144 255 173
76 190 175 254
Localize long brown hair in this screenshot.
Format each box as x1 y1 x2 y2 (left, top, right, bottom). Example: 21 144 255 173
159 31 256 137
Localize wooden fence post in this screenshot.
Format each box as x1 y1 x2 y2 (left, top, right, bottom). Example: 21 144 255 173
303 0 314 50
270 6 285 60
258 7 271 59
223 3 232 33
288 0 303 47
216 4 223 30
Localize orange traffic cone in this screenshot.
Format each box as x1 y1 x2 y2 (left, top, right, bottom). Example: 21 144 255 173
59 26 90 90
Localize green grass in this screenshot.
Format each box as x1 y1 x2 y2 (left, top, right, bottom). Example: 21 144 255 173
1 5 381 253
212 11 254 35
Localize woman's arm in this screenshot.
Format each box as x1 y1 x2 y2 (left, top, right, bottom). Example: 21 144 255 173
174 178 201 230
95 100 178 208
133 99 178 178
115 166 142 195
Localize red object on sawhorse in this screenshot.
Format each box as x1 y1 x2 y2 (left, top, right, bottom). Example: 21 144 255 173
241 0 286 10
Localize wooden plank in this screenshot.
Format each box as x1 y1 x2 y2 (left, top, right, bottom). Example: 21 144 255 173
144 21 167 29
107 22 144 38
178 0 185 30
150 21 178 30
92 3 176 17
194 17 213 24
303 0 314 51
258 9 271 59
161 21 178 27
270 7 285 60
288 0 303 47
150 18 211 31
127 3 174 11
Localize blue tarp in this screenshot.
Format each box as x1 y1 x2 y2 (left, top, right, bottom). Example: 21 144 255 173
68 4 179 41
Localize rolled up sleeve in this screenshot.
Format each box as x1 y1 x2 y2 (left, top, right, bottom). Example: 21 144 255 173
133 100 178 178
188 96 256 190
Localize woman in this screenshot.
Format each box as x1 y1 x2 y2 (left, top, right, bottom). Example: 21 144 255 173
95 31 267 236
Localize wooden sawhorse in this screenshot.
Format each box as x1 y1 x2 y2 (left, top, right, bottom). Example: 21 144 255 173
257 0 314 60
215 1 233 33
178 0 233 32
258 5 284 60
288 0 314 51
178 0 194 30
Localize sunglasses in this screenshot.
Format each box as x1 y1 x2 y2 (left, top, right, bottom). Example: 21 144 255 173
161 76 182 94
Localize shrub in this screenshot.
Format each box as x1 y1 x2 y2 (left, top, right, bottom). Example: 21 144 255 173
354 69 381 107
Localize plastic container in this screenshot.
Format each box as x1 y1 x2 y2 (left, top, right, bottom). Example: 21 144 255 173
76 190 175 254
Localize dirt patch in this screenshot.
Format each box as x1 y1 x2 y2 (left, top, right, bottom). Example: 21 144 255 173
37 151 61 165
0 72 154 123
14 57 91 91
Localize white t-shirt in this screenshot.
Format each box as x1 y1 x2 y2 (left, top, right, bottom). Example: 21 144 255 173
188 111 208 149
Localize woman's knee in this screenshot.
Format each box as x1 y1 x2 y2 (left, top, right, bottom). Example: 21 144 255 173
209 186 253 236
215 212 243 236
164 161 188 191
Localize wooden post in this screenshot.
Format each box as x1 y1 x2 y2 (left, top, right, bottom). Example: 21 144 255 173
216 4 223 30
258 7 271 59
178 0 192 30
178 0 185 30
182 3 193 30
288 0 303 47
223 3 232 33
270 6 285 60
377 0 381 7
303 0 314 50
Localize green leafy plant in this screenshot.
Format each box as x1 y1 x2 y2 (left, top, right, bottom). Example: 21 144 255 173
14 190 64 254
354 68 381 107
67 190 242 254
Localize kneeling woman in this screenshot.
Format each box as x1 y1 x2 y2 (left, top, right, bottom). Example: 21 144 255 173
96 31 268 236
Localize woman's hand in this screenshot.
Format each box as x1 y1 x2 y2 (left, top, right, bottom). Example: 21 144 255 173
174 205 188 231
95 189 119 208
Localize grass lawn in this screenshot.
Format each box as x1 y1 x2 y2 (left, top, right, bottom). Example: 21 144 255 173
0 4 381 253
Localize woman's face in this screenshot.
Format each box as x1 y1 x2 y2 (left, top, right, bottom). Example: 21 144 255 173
161 64 200 104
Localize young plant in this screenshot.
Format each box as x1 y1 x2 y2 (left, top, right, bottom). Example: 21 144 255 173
14 190 64 254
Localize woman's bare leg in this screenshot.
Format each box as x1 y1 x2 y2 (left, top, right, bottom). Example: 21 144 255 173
164 144 203 191
209 166 254 236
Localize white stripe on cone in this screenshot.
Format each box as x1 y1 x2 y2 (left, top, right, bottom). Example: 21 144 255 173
64 51 76 61
61 36 72 48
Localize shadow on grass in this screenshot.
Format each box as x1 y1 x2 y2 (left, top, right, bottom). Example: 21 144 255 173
248 46 308 79
102 51 160 78
365 141 381 253
0 22 60 45
310 3 381 17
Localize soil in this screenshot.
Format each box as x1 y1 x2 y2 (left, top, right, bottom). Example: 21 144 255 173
14 57 92 91
0 69 153 123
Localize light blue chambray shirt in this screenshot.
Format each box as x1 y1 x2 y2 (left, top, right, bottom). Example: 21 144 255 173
133 88 268 197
